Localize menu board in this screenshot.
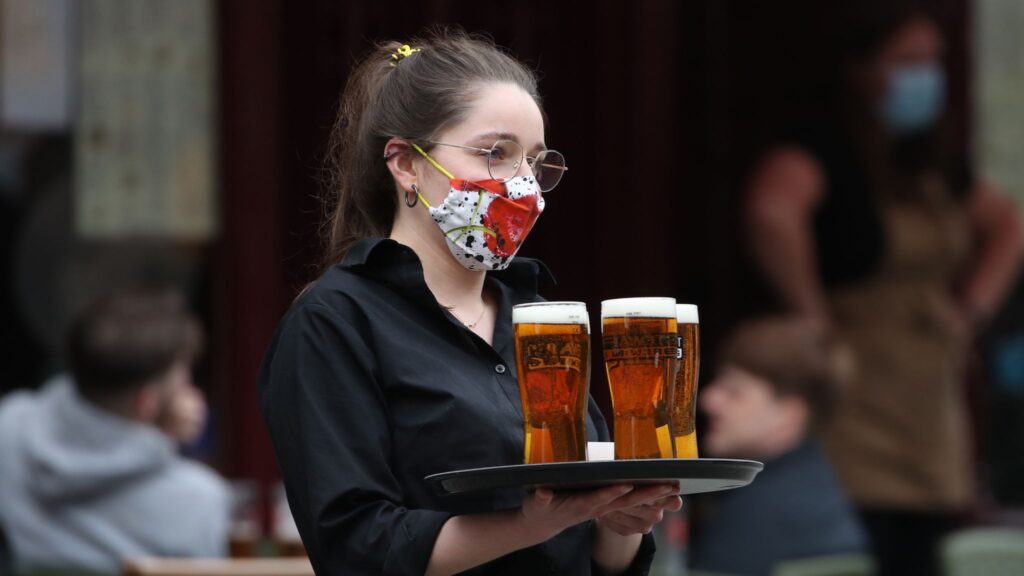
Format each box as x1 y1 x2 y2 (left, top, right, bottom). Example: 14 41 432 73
75 0 216 240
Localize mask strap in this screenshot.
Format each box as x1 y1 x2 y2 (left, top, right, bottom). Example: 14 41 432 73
410 142 456 180
415 187 432 209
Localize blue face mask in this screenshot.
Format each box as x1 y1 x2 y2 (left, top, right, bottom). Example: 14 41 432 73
880 62 946 135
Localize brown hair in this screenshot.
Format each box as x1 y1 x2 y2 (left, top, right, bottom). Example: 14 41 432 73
68 289 202 402
321 27 542 271
717 316 853 431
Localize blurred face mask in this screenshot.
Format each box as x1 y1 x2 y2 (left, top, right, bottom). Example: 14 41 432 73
410 143 544 272
880 62 946 135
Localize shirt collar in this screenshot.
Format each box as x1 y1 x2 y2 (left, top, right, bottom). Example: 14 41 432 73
340 237 556 298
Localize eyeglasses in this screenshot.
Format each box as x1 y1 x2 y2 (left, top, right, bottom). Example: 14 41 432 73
420 139 568 192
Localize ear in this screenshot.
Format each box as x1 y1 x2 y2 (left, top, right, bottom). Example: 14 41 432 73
384 138 420 196
133 384 163 424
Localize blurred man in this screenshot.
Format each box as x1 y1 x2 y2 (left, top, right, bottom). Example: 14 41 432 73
0 289 229 572
689 316 868 576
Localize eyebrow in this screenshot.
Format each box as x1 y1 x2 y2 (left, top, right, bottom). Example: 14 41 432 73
470 131 546 153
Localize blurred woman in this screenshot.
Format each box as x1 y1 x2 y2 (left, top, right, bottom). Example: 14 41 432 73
258 28 681 576
744 3 1022 575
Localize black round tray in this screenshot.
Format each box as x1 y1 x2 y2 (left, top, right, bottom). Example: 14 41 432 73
426 458 763 496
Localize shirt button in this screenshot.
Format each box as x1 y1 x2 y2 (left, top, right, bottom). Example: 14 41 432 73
495 364 507 374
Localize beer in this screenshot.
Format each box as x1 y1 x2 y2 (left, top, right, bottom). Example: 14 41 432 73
672 305 701 458
601 297 678 460
513 302 591 463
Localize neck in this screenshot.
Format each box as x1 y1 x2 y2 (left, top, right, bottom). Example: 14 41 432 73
750 418 809 461
82 391 146 423
391 210 487 310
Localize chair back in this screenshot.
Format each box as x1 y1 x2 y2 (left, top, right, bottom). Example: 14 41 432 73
122 558 313 576
941 527 1024 576
771 553 875 576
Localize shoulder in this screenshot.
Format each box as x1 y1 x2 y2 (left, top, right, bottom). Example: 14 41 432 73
0 384 47 440
0 389 36 424
160 458 231 510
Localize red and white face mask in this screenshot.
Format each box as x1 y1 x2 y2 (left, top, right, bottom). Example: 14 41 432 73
416 175 545 271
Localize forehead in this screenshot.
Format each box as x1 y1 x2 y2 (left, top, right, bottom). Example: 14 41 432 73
879 17 944 61
437 82 545 148
718 366 774 395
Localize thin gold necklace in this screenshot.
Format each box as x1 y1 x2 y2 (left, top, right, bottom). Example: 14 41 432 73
443 302 486 329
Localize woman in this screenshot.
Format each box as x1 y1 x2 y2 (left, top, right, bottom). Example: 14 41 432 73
258 29 681 575
744 4 1021 576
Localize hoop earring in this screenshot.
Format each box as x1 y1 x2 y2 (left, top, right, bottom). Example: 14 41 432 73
405 184 419 208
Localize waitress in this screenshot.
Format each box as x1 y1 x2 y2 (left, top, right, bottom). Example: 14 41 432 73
258 29 682 576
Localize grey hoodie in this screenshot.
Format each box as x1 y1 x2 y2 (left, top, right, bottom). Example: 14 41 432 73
0 375 230 572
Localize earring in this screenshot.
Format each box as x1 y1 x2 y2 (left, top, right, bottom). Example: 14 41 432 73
405 184 419 208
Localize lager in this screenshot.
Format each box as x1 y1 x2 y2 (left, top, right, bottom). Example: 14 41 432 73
601 297 678 460
672 304 701 458
513 302 591 463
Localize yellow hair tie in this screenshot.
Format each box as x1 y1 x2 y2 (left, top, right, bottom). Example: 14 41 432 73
389 44 421 67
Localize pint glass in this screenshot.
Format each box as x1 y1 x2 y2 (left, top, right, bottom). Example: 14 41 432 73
601 297 678 459
672 304 701 458
513 302 591 463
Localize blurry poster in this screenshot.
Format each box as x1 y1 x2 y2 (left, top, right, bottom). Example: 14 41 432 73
976 0 1024 506
75 0 216 240
975 0 1024 217
1 0 73 129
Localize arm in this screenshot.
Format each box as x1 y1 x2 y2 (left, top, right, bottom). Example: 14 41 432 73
958 180 1023 324
745 147 830 318
426 485 680 576
259 303 452 575
590 493 681 575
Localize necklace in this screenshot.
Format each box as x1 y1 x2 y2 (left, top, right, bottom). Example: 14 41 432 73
443 302 486 329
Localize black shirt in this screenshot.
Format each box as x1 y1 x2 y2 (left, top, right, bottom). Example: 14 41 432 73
258 238 655 575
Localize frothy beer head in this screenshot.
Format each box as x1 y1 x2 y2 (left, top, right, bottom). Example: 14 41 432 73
676 304 699 324
600 297 677 322
513 301 590 331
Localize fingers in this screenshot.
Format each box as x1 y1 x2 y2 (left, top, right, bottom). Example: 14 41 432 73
595 494 684 536
661 494 684 512
599 511 658 535
594 483 677 516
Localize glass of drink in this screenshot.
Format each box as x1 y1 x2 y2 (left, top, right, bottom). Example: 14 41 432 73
601 297 678 459
513 301 591 463
672 304 701 458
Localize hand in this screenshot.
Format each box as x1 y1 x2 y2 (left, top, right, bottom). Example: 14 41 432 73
157 383 208 444
520 483 680 542
594 489 683 536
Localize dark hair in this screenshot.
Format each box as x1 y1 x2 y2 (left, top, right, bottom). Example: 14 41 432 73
321 27 542 270
837 0 957 185
790 1 965 290
67 289 202 401
717 316 851 431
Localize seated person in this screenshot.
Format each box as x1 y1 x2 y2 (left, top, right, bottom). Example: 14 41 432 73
689 316 868 576
0 289 230 572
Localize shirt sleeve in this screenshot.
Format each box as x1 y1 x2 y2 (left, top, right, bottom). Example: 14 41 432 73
258 302 452 575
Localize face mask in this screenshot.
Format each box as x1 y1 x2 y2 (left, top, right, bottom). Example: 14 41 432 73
880 62 946 135
412 144 545 271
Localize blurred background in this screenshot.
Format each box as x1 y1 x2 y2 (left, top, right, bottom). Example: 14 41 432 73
1 0 1023 571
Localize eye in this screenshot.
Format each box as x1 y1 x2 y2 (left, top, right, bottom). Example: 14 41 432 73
490 141 519 161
